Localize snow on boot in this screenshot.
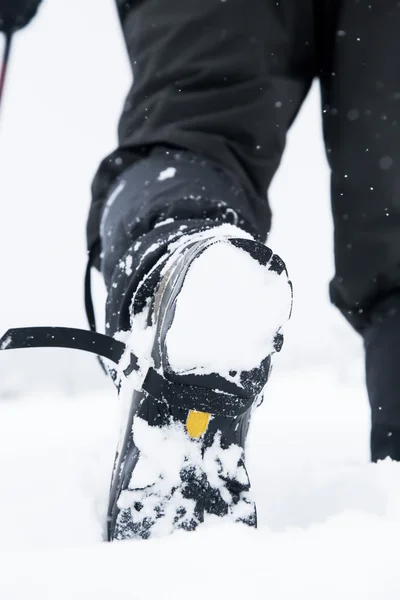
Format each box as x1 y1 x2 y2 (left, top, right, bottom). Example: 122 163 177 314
107 228 293 540
0 225 292 541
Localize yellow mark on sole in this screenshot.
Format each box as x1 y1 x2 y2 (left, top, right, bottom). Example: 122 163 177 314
186 411 210 439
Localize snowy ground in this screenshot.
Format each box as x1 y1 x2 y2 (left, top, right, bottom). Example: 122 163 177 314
2 372 400 599
1 1 399 599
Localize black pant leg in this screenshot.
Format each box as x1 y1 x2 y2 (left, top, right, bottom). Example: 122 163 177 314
365 311 400 461
320 0 400 333
319 1 400 460
87 0 314 267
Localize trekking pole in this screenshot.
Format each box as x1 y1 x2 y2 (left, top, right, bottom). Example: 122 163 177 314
0 32 13 121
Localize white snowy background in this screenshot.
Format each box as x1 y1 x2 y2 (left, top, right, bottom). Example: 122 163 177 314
1 1 399 598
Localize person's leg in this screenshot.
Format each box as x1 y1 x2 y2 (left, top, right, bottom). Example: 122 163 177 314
319 1 400 460
88 0 315 276
92 0 315 540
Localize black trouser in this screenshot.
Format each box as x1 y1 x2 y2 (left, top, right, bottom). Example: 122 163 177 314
87 0 400 461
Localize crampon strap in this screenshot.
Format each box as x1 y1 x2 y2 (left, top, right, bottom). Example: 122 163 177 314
0 326 254 416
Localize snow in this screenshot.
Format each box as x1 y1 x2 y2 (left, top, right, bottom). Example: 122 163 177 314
0 1 398 598
119 253 133 277
157 167 177 181
2 372 400 599
119 414 253 537
166 238 292 375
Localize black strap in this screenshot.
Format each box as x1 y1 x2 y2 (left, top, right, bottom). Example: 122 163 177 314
142 368 253 417
85 244 99 334
0 327 130 366
84 242 109 374
0 325 251 417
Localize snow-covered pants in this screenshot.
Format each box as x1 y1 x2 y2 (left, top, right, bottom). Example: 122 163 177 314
87 0 400 460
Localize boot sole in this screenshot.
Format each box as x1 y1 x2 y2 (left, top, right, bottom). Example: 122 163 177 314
108 237 292 540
